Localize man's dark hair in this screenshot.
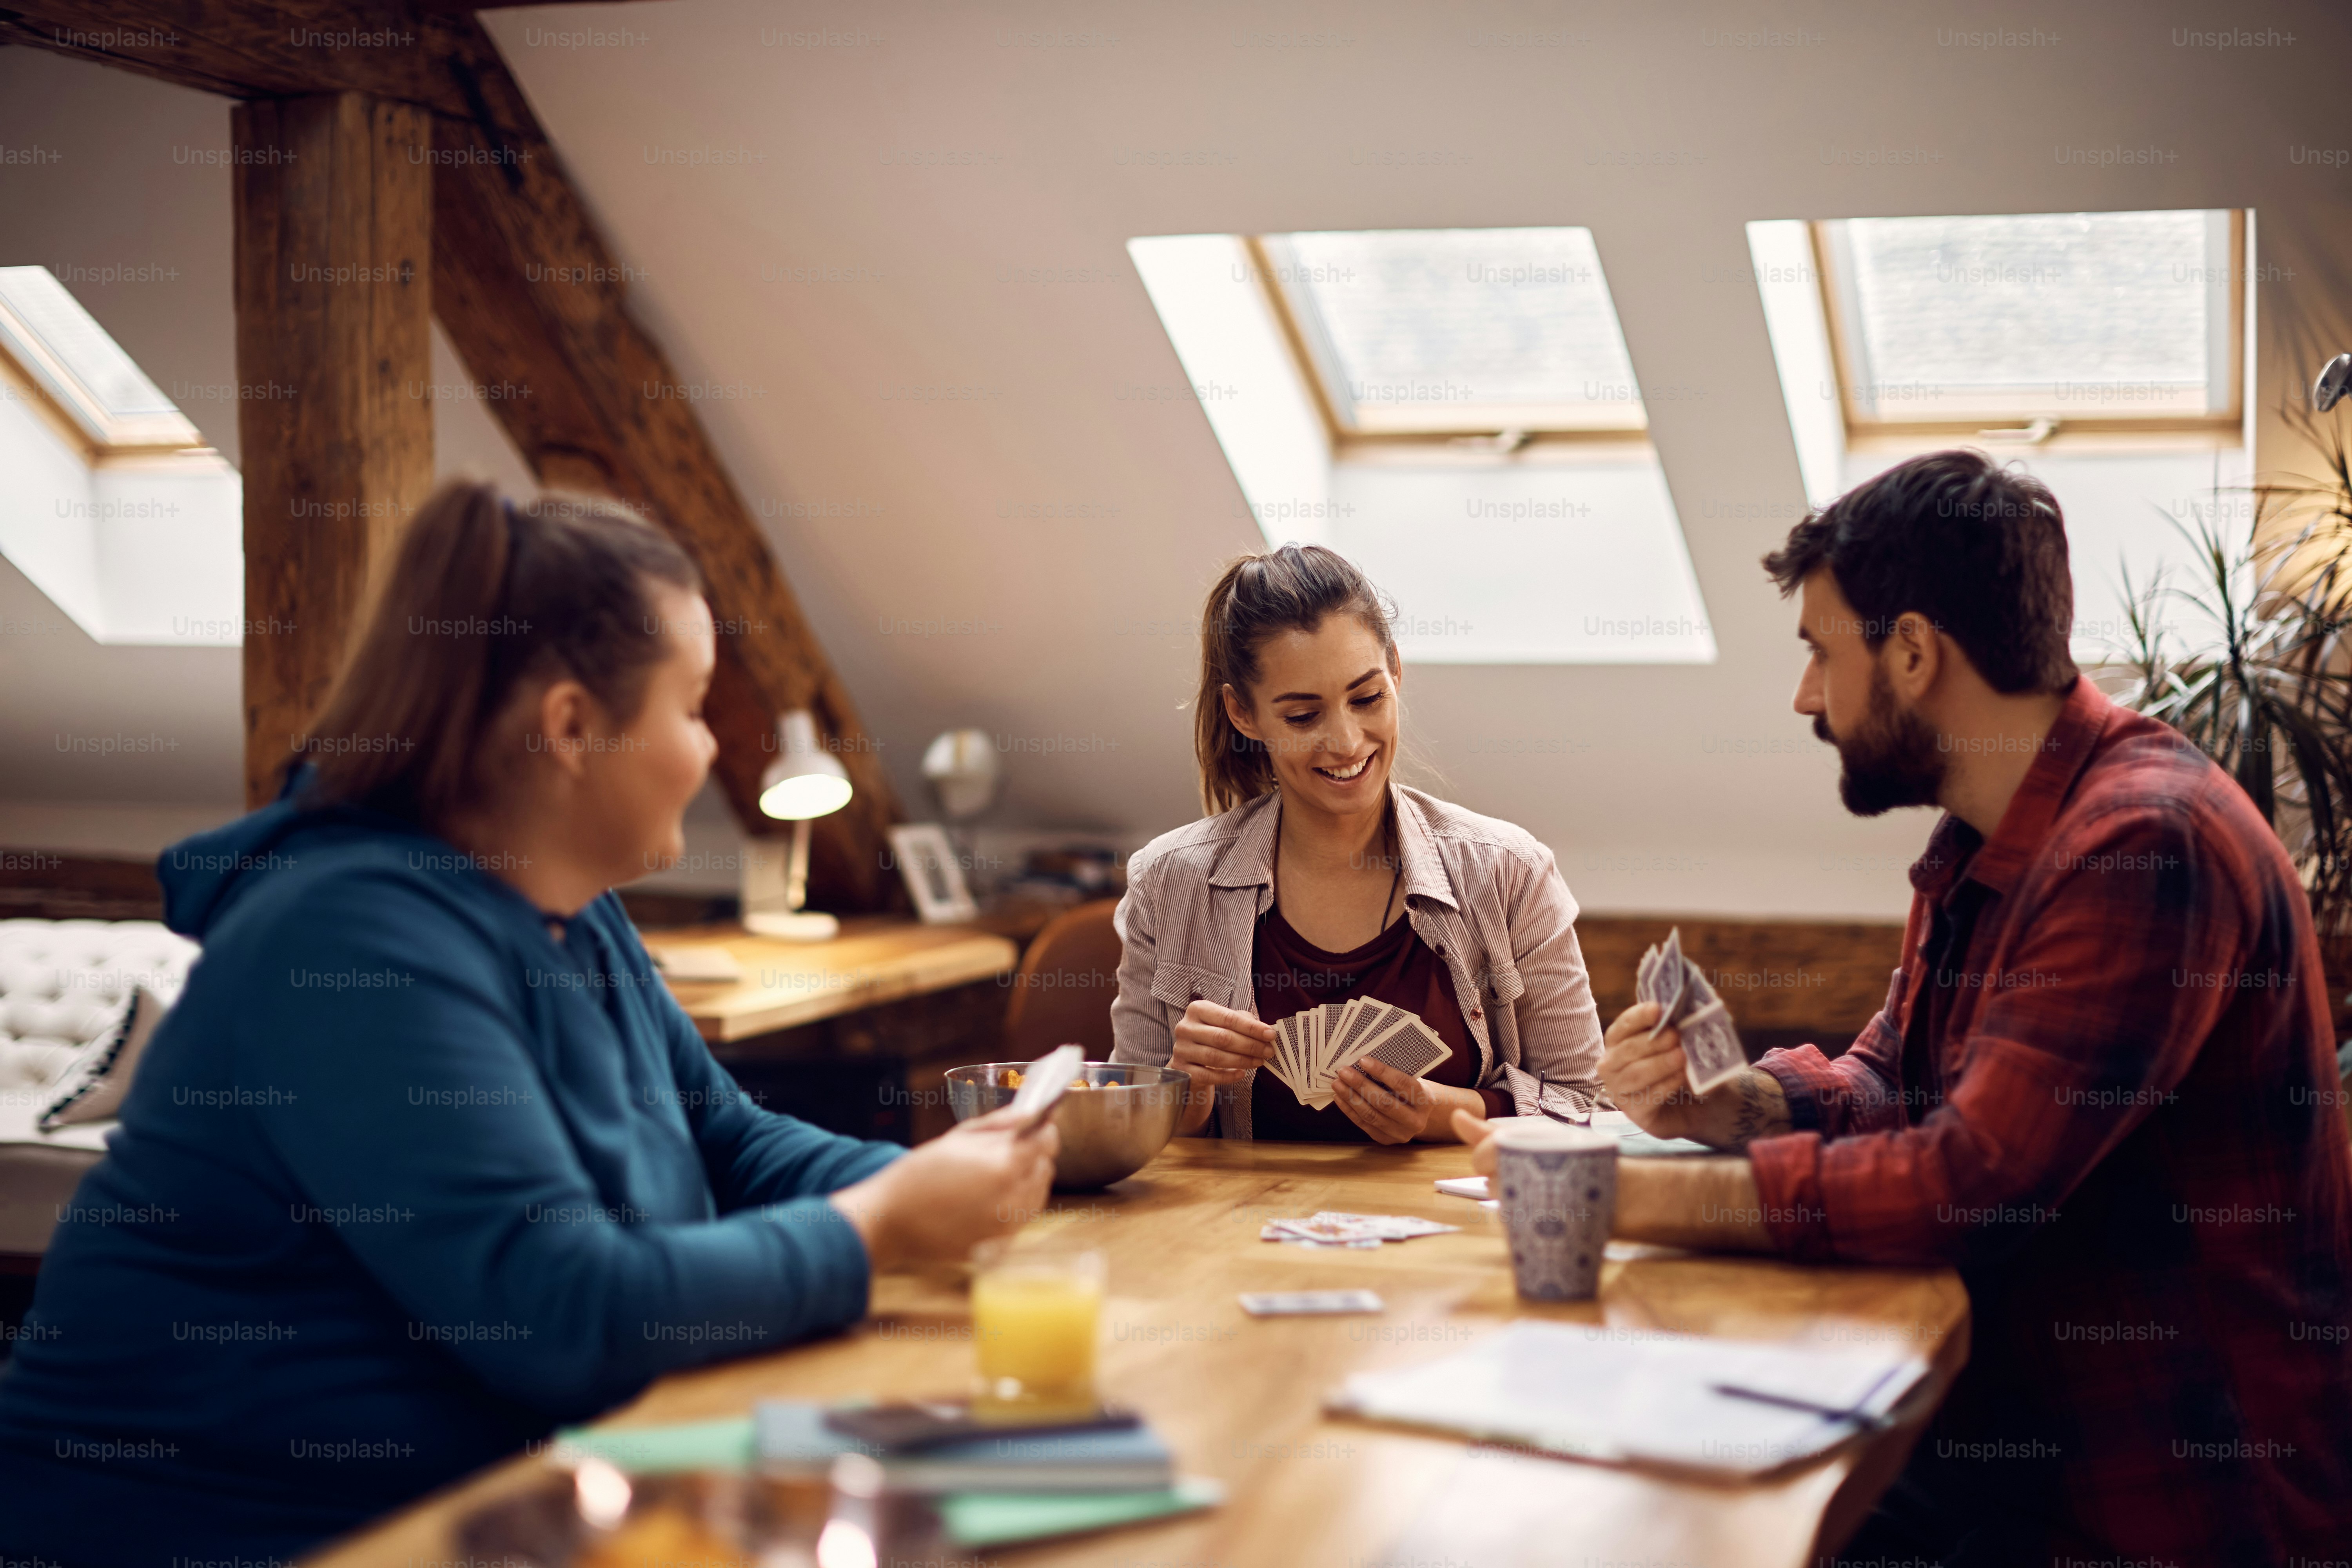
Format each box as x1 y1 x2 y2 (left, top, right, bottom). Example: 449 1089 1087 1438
1762 448 2077 694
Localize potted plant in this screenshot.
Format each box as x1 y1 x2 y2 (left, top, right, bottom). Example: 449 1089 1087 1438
2109 410 2352 1031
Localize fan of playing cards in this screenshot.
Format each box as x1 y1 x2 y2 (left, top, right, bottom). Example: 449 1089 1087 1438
1636 927 1747 1095
1267 998 1450 1109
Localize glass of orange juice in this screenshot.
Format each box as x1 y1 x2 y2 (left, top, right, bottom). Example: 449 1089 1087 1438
969 1240 1105 1416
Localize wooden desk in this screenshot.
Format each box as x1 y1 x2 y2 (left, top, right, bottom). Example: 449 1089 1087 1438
647 918 1025 1044
309 1140 1969 1568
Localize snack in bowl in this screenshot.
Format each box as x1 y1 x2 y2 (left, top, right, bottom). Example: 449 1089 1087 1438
999 1067 1092 1092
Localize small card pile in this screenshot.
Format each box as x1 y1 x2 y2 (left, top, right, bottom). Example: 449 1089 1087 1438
1260 1212 1461 1248
1635 927 1746 1094
1239 1290 1384 1316
1268 998 1450 1108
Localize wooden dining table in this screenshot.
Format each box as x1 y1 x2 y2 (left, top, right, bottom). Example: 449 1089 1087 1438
308 1138 1970 1568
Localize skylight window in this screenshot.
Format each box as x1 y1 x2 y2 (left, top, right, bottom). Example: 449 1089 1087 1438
0 266 241 645
1259 227 1647 439
0 265 203 451
1131 232 1713 664
1817 210 2241 432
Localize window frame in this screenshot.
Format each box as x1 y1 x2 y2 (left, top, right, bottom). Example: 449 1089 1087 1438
1245 232 1654 457
1811 209 2246 450
0 269 207 461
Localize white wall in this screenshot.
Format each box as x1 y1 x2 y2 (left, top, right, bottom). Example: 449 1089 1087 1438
5 4 2352 918
0 54 537 837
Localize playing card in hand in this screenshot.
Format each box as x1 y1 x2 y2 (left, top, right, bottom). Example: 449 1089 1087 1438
1272 1014 1299 1095
1637 926 1747 1094
1263 998 1452 1109
1677 999 1746 1094
1358 1016 1449 1080
1326 996 1370 1061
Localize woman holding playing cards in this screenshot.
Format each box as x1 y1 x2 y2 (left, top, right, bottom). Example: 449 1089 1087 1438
1108 544 1606 1143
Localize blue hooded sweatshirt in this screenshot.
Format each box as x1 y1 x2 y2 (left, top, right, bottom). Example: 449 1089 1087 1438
0 786 901 1565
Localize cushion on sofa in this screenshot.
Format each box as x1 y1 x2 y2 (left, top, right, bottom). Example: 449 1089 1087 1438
40 984 168 1131
0 919 198 1136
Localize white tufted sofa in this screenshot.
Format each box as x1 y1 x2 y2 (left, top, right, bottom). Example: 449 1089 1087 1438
0 918 200 1256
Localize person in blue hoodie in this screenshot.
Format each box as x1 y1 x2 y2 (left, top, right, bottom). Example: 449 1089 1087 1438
0 483 1057 1566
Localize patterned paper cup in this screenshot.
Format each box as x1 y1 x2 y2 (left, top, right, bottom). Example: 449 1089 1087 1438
1493 1121 1619 1301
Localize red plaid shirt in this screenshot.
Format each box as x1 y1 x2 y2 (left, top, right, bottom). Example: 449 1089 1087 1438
1750 677 2352 1563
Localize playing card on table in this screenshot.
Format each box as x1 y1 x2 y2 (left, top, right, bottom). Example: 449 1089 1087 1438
1239 1289 1385 1316
1262 1214 1387 1246
1314 1212 1461 1241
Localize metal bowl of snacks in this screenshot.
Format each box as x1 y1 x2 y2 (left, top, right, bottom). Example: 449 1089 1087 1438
942 1060 1186 1190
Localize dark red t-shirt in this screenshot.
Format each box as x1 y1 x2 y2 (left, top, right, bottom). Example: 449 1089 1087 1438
1249 902 1507 1142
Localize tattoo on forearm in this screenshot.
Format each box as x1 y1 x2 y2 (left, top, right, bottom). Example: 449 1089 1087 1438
1727 1070 1784 1149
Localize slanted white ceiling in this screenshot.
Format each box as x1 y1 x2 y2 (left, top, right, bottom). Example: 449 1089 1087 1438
3 0 2350 916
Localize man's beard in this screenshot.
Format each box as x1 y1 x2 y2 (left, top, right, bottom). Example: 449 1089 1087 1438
1815 664 1946 817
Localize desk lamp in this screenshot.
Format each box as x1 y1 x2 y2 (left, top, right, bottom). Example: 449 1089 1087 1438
744 710 853 941
2316 354 2352 412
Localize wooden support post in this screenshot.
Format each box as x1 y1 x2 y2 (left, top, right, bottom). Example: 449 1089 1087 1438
232 93 433 808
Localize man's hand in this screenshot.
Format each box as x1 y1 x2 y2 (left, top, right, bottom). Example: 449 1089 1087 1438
1454 1110 1501 1175
1169 1000 1276 1133
1601 1001 1791 1149
828 1108 1058 1272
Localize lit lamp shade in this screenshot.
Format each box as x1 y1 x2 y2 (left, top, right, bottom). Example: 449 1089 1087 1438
759 711 852 821
745 711 852 942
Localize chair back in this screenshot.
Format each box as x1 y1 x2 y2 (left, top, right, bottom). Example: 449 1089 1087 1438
1002 898 1122 1060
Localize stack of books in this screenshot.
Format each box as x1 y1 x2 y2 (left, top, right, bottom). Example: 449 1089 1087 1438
762 1401 1223 1552
754 1401 1220 1548
550 1403 1220 1552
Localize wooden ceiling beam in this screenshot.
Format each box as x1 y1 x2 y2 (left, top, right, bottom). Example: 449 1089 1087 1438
2 0 907 911
0 2 481 113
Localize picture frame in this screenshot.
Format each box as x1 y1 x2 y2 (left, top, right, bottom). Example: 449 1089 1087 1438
887 822 979 924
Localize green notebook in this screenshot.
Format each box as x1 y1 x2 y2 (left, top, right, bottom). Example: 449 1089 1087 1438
552 1415 1223 1549
550 1415 757 1474
938 1477 1225 1548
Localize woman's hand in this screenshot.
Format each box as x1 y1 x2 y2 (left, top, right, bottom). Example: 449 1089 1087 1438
1332 1058 1445 1144
1169 1000 1276 1132
828 1107 1058 1273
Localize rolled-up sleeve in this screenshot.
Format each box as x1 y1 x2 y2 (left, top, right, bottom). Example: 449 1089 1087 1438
1107 865 1173 1069
1747 807 2239 1265
1755 958 1913 1138
1499 844 1604 1115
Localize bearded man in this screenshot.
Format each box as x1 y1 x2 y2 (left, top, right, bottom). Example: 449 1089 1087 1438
1457 449 2352 1565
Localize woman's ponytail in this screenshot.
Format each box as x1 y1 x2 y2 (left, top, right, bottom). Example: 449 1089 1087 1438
296 480 701 826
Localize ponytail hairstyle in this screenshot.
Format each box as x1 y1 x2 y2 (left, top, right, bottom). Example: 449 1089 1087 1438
1193 544 1399 816
297 479 704 826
